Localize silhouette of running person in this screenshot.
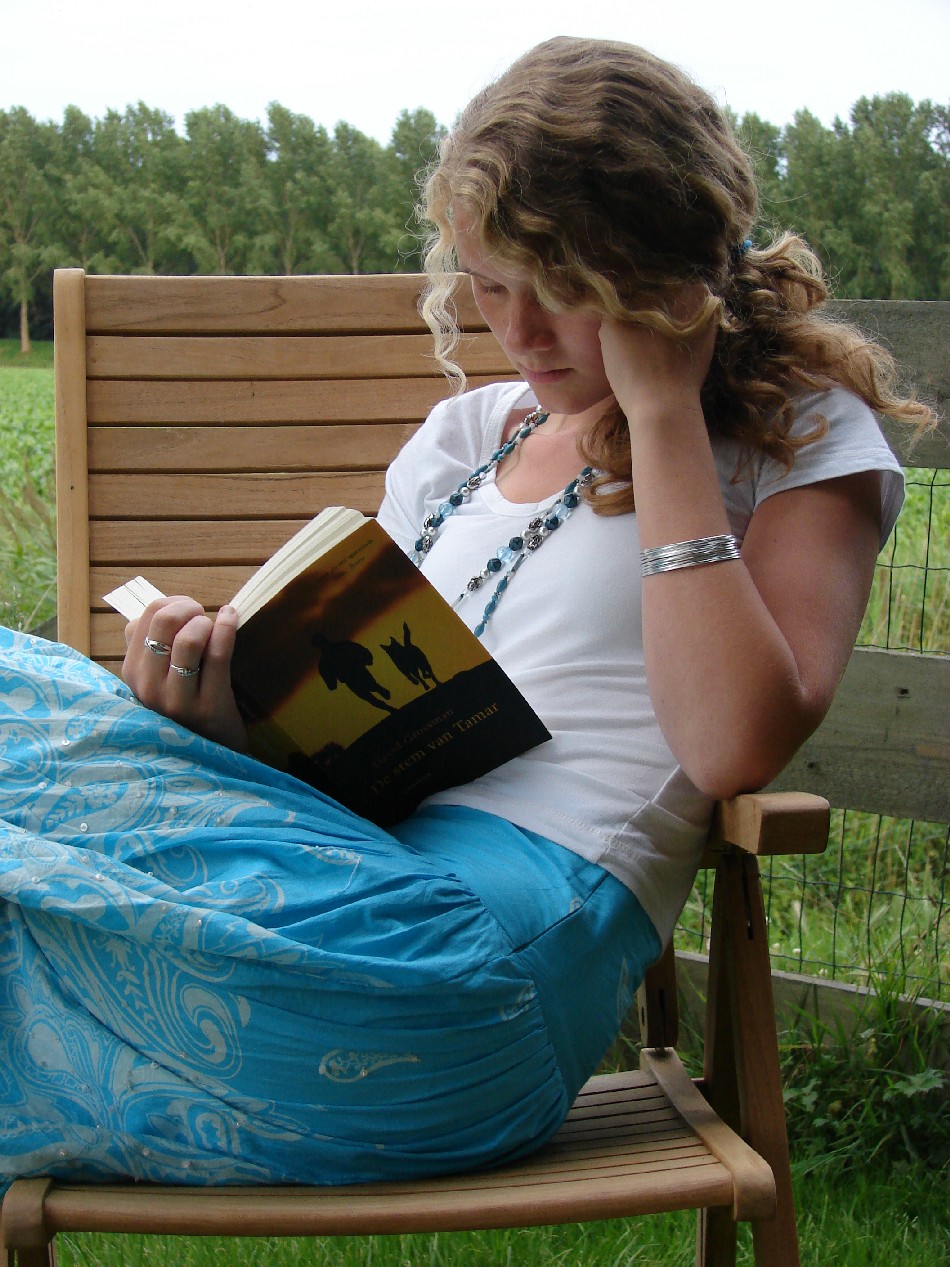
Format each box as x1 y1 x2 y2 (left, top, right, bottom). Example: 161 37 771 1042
312 630 396 714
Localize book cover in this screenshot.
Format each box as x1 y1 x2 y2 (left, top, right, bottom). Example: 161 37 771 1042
109 517 550 825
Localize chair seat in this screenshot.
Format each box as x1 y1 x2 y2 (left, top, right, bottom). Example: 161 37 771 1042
1 1052 775 1253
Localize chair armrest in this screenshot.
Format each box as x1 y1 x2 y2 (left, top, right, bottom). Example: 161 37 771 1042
707 791 830 859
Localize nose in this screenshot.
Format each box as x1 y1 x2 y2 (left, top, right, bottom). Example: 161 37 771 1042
504 293 555 356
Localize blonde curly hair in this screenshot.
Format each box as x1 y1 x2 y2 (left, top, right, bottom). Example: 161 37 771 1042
420 36 931 514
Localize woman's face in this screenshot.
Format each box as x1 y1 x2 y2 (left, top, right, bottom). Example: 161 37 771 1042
454 218 614 417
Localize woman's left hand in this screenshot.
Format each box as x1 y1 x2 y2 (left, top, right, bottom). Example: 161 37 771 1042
599 293 716 423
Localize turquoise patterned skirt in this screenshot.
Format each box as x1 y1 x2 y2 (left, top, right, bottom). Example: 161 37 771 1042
0 629 660 1192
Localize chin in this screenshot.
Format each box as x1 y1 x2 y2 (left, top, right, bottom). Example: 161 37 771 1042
529 382 613 417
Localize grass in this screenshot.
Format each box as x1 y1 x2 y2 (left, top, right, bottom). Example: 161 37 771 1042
680 808 950 1002
861 466 950 653
0 357 56 630
0 336 54 368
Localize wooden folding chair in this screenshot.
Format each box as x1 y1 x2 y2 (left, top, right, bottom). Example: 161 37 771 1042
1 268 840 1266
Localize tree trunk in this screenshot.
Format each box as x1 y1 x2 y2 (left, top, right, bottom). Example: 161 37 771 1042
19 296 32 355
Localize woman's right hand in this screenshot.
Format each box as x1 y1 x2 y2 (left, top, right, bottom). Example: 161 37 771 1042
123 598 248 752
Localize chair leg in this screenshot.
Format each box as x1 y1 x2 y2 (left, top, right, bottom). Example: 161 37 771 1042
0 1181 57 1267
696 872 740 1267
696 1206 738 1267
0 1247 55 1267
702 850 800 1267
11 1252 56 1267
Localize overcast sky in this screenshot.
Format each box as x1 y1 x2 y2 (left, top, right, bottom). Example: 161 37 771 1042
5 0 948 143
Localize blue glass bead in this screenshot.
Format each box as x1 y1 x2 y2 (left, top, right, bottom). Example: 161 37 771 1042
438 502 455 517
564 492 579 509
414 538 424 551
544 516 560 530
509 536 524 551
449 492 465 506
487 557 503 573
497 546 515 563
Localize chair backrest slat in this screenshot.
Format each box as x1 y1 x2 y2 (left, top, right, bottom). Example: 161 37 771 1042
86 332 509 380
83 273 449 334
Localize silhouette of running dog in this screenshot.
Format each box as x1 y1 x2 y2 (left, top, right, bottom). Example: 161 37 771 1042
381 623 440 691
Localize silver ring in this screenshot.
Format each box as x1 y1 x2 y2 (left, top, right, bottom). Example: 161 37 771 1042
170 663 201 679
144 636 172 656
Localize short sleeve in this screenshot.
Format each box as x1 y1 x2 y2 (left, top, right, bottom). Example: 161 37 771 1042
715 388 905 549
377 382 535 554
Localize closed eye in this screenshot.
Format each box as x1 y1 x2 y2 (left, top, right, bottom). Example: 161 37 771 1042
471 275 506 298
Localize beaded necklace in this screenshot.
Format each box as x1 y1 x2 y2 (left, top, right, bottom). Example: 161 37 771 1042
411 408 598 637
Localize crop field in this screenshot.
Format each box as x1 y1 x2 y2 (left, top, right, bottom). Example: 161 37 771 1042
0 354 56 631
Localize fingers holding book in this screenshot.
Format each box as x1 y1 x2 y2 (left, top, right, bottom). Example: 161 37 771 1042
123 598 248 753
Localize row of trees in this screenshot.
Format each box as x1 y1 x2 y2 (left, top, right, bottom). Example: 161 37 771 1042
738 95 949 304
2 92 948 348
0 102 444 347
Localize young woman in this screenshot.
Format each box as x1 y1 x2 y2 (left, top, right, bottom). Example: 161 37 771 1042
0 37 927 1192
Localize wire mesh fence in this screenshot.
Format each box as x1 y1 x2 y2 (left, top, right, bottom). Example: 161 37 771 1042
679 466 950 1003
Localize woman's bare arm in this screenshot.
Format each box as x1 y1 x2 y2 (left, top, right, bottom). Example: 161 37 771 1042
600 315 881 797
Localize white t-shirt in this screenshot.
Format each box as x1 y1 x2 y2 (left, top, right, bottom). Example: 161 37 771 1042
377 381 904 943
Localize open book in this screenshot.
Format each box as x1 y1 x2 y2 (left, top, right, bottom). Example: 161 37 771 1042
104 509 550 825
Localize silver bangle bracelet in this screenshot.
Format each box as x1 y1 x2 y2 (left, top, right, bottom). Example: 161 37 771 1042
640 533 741 577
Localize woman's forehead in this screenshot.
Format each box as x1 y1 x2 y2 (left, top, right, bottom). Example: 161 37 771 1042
452 212 526 270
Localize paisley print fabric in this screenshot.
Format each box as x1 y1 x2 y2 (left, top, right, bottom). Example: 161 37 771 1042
0 629 660 1192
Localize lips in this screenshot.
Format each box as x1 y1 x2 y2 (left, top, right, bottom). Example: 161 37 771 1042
522 367 570 384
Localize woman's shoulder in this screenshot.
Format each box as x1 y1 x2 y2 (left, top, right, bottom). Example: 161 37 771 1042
379 381 535 544
715 386 904 542
402 380 535 464
432 379 535 431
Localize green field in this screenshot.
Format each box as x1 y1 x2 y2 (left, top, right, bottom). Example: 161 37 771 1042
0 353 56 630
0 337 54 369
